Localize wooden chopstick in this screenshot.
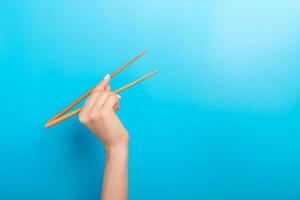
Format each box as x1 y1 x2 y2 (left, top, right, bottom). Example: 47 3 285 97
47 50 147 123
45 70 159 128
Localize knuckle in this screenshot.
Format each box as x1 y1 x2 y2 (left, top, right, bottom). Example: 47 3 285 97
102 91 109 96
79 113 89 124
92 89 102 94
89 113 99 121
99 110 110 119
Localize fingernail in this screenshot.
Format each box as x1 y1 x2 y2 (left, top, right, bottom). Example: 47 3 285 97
117 94 121 99
104 74 110 80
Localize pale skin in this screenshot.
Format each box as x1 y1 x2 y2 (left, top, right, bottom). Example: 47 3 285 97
79 74 129 200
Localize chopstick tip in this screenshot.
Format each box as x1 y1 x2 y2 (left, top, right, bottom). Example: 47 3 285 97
45 122 50 128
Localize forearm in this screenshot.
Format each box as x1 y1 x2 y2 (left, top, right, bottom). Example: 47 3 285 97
101 144 128 200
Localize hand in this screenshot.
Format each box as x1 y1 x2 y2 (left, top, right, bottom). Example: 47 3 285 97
79 74 129 152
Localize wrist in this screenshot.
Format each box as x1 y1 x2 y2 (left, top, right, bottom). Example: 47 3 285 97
105 142 128 158
104 133 129 155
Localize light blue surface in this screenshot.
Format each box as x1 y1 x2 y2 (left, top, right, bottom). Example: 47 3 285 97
1 1 300 199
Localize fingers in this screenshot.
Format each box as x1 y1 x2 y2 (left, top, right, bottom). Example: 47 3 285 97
80 74 110 116
79 92 121 124
102 93 121 112
91 91 110 111
93 74 110 92
81 91 100 113
79 73 123 125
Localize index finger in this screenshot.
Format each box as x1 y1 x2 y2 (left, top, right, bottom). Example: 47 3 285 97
81 74 110 113
93 74 110 92
105 83 111 92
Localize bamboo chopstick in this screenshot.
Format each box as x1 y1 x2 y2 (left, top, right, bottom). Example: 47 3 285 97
45 70 159 128
47 50 147 123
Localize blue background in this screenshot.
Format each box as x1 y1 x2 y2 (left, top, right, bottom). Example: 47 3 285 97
1 0 300 199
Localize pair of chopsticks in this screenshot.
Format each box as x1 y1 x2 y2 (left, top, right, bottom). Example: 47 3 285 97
45 50 158 128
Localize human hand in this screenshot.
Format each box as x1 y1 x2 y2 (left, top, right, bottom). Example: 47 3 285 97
79 75 129 152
